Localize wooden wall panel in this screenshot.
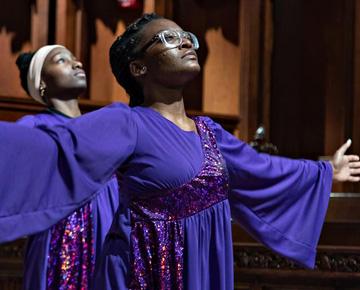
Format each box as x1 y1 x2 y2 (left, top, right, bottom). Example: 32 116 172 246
322 1 354 158
173 0 241 114
83 0 173 103
55 0 87 58
238 0 262 141
350 0 360 194
88 18 128 102
270 0 356 162
270 0 360 195
203 26 240 116
173 0 270 141
0 0 47 100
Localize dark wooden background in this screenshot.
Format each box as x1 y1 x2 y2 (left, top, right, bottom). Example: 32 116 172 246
1 0 360 289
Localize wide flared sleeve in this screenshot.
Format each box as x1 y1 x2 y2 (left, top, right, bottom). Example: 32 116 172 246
205 118 333 268
0 103 136 243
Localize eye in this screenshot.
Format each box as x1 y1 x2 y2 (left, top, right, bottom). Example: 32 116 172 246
56 58 65 64
183 33 191 40
163 31 178 43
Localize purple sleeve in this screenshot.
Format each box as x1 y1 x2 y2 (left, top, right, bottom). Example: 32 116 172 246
206 118 333 268
0 103 136 243
16 115 37 128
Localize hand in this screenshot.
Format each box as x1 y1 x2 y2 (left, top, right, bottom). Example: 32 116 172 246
330 139 360 182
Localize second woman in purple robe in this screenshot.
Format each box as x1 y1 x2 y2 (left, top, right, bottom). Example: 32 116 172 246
15 45 119 290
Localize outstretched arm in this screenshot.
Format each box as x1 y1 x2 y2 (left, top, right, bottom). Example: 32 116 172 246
206 117 335 269
0 103 136 242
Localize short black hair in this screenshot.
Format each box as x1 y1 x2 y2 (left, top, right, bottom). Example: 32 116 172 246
16 52 35 95
109 13 162 107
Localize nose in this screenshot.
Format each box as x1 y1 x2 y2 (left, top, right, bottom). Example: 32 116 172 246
72 60 83 69
180 37 193 49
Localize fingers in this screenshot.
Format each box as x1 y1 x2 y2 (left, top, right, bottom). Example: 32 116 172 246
350 168 360 175
347 155 360 162
349 160 360 168
347 176 360 182
336 139 352 157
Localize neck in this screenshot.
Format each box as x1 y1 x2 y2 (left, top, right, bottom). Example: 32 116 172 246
151 99 187 119
49 98 81 118
143 85 197 133
143 86 187 119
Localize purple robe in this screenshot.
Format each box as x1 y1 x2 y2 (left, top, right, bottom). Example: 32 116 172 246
0 103 332 289
16 110 119 290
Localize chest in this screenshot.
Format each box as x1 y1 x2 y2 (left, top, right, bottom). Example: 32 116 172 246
120 120 204 194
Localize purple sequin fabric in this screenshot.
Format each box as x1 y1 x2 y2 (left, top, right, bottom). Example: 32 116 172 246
46 202 94 290
129 117 229 289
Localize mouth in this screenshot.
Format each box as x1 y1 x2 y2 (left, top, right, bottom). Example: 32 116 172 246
182 50 198 60
74 69 86 78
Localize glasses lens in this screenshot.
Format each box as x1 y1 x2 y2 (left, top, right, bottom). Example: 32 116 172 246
160 30 200 50
187 32 199 50
162 30 181 47
179 31 199 50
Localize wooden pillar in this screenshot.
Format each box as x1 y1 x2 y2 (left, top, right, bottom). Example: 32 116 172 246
323 1 354 156
351 0 360 193
260 0 274 138
237 0 262 141
55 0 87 61
31 0 49 48
154 0 173 18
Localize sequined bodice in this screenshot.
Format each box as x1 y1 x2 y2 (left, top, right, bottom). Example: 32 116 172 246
129 117 229 290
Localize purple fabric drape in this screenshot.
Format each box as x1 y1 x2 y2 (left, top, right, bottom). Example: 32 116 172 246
0 103 333 289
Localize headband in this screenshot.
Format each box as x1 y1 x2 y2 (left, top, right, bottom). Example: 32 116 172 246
27 45 64 104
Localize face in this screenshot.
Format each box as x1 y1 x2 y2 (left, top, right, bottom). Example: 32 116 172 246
133 19 201 88
41 47 87 100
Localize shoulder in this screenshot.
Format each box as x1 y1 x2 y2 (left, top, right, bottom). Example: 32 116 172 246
79 102 133 121
16 115 37 127
104 102 130 110
197 116 223 134
68 102 138 139
198 115 248 148
91 102 134 118
16 113 50 128
16 111 68 128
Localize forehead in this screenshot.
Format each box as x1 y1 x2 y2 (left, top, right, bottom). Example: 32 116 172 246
138 19 183 44
45 47 73 63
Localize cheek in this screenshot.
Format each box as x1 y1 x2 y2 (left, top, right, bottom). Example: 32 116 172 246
152 50 186 71
46 68 76 87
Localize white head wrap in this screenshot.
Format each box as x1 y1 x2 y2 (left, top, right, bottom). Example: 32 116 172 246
27 45 65 104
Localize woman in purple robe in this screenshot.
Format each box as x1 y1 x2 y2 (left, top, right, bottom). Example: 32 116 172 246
14 45 119 290
1 14 360 290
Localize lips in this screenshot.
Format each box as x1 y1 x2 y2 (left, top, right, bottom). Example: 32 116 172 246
74 69 86 77
182 50 198 59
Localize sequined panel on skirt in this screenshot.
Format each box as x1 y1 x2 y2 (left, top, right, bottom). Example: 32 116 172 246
46 202 94 290
129 117 229 290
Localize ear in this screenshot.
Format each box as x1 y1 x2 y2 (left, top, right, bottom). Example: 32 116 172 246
129 61 147 77
39 80 47 90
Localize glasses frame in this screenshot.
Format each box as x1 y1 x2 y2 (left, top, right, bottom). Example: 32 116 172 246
136 29 199 57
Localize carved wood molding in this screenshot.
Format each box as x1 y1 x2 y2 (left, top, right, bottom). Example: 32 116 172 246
0 240 24 259
0 240 25 279
2 241 360 271
234 243 360 273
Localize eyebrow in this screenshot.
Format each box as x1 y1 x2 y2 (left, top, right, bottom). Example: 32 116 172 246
51 52 75 61
154 28 183 34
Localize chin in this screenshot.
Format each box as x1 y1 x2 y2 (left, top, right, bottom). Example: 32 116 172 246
184 65 201 80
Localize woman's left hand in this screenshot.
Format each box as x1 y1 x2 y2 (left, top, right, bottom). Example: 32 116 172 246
330 139 360 182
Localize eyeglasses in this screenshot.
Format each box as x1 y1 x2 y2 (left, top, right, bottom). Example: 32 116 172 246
138 29 199 54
